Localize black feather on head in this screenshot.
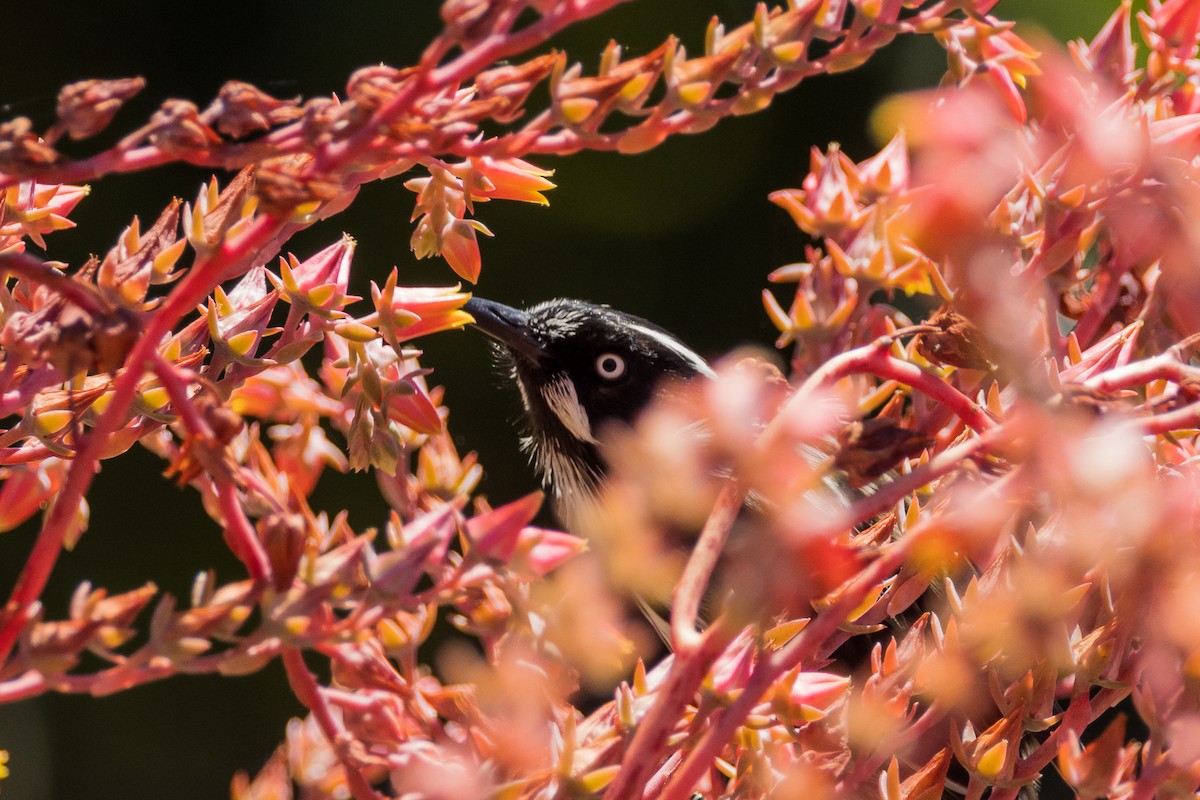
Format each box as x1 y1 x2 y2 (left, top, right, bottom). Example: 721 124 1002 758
464 296 714 505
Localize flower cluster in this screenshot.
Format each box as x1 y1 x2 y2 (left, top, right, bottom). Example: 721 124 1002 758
8 2 1200 800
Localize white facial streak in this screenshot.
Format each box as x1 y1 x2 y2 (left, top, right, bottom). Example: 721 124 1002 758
626 323 716 378
540 375 599 444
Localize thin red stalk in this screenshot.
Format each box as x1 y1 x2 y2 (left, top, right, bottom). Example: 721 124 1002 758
153 354 272 579
150 354 209 437
1005 681 1133 791
601 620 737 800
282 647 384 800
0 213 284 665
671 480 746 648
619 350 1009 798
0 0 975 190
0 365 64 419
214 478 272 583
0 146 177 191
658 524 930 800
0 250 108 314
836 423 1010 535
1133 398 1200 435
1083 352 1200 393
0 670 46 702
762 339 994 462
321 0 629 175
0 634 282 701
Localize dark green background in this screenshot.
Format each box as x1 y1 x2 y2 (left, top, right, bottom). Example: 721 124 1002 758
0 2 1127 798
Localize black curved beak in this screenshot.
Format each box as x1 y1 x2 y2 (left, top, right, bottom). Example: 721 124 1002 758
463 296 549 365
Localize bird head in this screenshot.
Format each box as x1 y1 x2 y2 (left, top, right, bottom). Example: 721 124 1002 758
463 296 714 505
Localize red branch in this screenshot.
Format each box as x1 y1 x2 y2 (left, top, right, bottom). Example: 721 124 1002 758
0 213 286 664
282 647 384 800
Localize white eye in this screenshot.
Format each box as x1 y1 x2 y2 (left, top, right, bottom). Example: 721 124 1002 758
595 352 626 380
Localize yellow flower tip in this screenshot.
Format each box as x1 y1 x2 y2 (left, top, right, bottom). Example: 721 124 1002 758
677 81 712 106
771 41 806 64
620 72 655 101
213 286 233 317
122 217 141 253
976 740 1009 778
90 391 114 417
846 583 886 623
333 320 379 343
306 284 337 308
764 618 810 648
161 337 183 362
225 330 259 357
1066 332 1083 365
763 289 792 333
138 386 170 411
97 626 129 649
797 704 829 723
152 238 188 276
632 658 649 695
34 409 73 435
792 291 817 330
858 0 882 19
291 200 322 219
577 765 620 793
1055 184 1087 208
732 88 772 116
560 97 599 124
378 619 410 651
118 275 146 306
713 757 738 780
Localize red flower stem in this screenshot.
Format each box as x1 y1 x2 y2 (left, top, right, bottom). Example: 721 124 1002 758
659 524 930 800
0 0 982 189
619 347 1003 796
762 339 995 462
0 213 284 666
214 478 272 583
840 425 1009 533
282 646 384 800
0 670 46 702
1133 398 1200 436
150 354 208 435
671 480 747 648
0 250 109 314
997 681 1133 797
1073 266 1136 354
0 365 64 419
601 620 738 800
148 352 270 580
1083 352 1200 394
317 0 627 175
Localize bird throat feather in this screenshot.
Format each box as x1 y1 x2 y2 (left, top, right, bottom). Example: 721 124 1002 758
509 364 604 505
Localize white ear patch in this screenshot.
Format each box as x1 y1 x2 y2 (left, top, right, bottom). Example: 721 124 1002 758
541 375 599 444
626 323 716 378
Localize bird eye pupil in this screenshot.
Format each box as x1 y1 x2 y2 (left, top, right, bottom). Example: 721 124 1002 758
596 353 626 379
